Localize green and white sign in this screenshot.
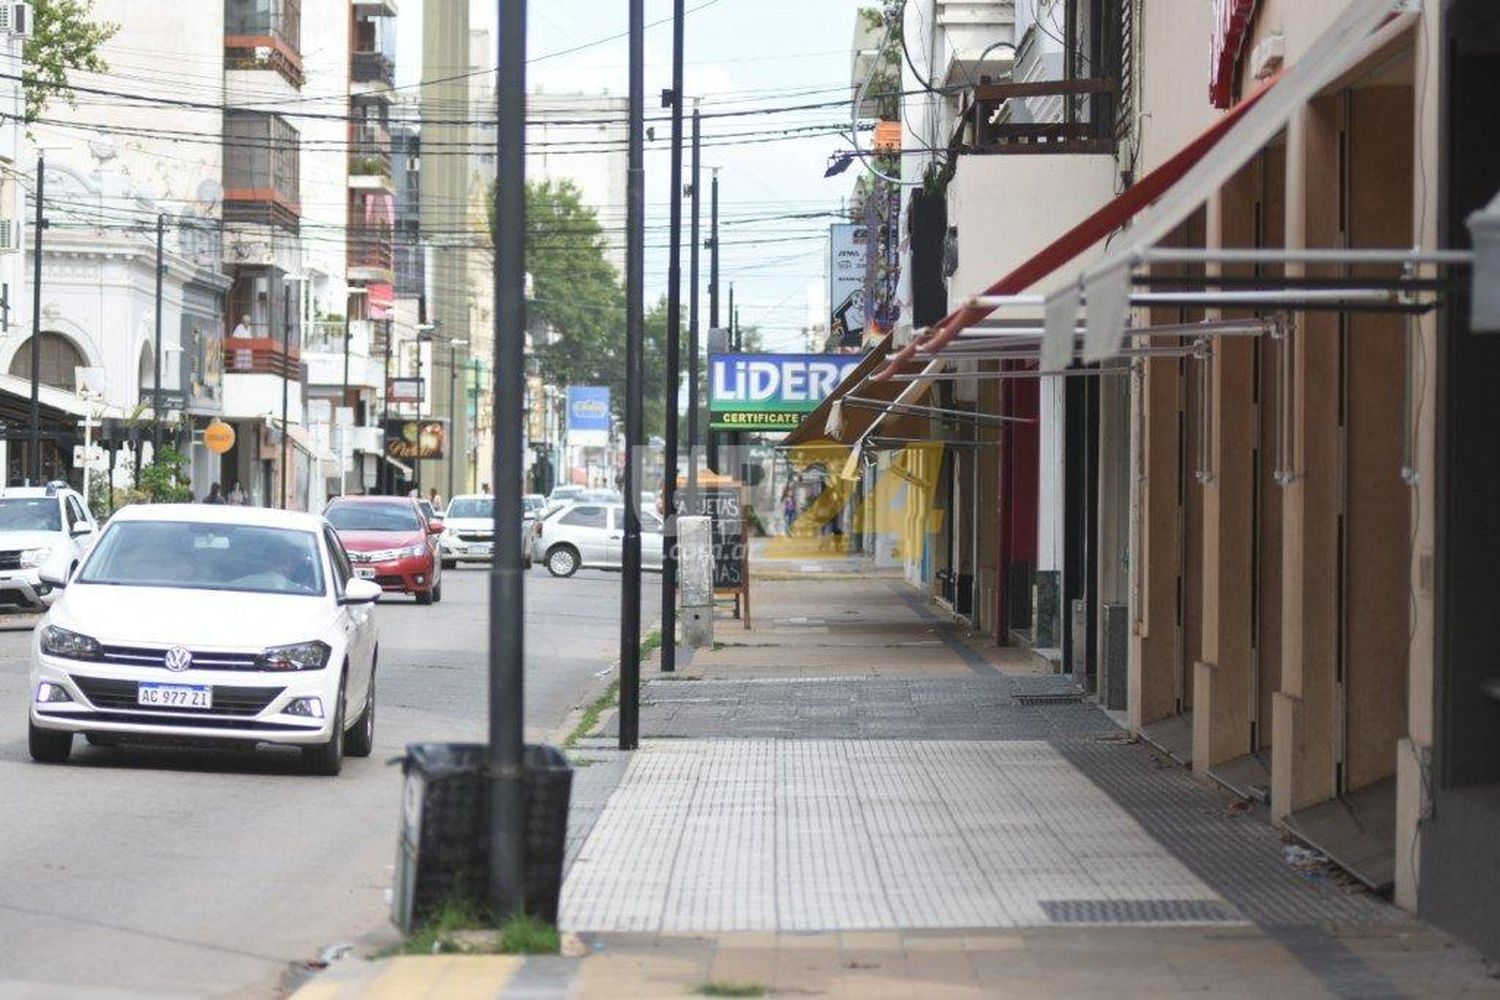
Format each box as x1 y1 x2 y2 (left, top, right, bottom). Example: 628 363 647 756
708 353 862 431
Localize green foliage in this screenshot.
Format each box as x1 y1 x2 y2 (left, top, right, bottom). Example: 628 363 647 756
135 446 193 504
695 983 766 998
390 899 559 957
564 679 619 749
23 0 119 123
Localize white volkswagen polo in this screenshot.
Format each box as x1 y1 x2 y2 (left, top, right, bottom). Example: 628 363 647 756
27 504 380 776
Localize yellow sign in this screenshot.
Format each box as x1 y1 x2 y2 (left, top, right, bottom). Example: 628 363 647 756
204 420 236 455
874 120 902 152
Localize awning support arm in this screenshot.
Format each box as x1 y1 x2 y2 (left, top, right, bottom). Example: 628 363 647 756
841 396 1033 425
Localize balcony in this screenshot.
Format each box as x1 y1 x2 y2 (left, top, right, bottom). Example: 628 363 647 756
303 321 385 390
352 51 394 90
349 124 393 191
225 336 300 378
935 1 1017 90
224 111 301 232
224 0 303 86
957 77 1119 155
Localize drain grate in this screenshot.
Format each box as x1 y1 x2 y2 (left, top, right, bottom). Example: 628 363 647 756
1040 899 1240 924
1014 692 1086 705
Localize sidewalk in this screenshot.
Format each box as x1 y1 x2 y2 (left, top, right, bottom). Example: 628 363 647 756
296 569 1500 998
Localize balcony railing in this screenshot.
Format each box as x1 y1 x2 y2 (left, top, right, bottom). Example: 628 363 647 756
225 336 301 379
349 224 394 273
349 124 392 178
352 51 395 88
958 78 1119 155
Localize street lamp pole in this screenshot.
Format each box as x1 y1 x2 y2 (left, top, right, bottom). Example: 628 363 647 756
660 0 684 674
488 0 527 920
688 109 700 501
152 214 165 460
27 154 45 484
446 338 467 503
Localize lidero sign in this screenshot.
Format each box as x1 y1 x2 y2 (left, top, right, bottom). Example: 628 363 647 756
708 353 862 431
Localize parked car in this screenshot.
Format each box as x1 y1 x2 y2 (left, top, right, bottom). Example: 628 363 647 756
441 495 540 570
546 485 585 506
26 504 380 775
0 483 99 613
522 494 545 517
325 496 443 604
534 501 664 577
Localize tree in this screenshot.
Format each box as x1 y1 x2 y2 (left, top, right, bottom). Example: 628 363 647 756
23 0 119 123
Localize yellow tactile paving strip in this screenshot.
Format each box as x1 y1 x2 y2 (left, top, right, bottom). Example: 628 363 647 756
292 956 521 1000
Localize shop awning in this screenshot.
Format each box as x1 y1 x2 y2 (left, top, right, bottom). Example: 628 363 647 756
269 418 335 464
875 0 1413 380
782 335 936 449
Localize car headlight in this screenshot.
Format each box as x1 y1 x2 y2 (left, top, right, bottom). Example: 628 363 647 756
255 640 332 672
21 546 53 569
401 543 429 559
39 625 102 661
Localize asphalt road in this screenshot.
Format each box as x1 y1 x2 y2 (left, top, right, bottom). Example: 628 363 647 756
0 566 656 998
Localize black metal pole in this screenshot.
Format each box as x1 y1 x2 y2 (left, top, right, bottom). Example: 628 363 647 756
448 341 457 502
27 155 44 484
687 110 700 502
728 283 735 348
414 338 423 494
488 0 527 921
280 282 290 509
706 169 719 473
618 0 645 750
660 0 684 675
152 214 165 460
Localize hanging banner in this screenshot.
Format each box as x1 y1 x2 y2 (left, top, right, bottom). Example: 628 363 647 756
828 223 867 348
566 386 611 447
708 353 862 431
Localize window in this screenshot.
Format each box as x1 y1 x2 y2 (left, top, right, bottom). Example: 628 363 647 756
0 498 62 532
223 111 301 217
325 501 421 533
642 510 663 533
8 333 86 391
80 521 325 597
65 497 86 530
447 498 494 519
560 506 607 529
324 528 353 589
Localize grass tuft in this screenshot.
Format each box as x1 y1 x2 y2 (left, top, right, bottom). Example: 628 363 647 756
565 679 620 748
694 982 766 998
497 913 561 954
639 628 663 659
386 901 560 957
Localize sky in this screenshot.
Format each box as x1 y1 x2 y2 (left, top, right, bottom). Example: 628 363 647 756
397 0 867 352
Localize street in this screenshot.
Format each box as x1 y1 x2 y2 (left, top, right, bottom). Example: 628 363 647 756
0 567 651 998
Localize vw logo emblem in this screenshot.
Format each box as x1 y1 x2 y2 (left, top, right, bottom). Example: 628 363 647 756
164 647 193 672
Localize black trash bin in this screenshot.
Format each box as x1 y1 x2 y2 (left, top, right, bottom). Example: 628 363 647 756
392 742 573 933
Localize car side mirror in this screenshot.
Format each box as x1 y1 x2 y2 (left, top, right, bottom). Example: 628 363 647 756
70 524 93 538
38 552 74 589
427 520 444 535
340 578 382 605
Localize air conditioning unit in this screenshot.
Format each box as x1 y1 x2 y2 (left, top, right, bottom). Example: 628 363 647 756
0 3 32 38
0 219 22 254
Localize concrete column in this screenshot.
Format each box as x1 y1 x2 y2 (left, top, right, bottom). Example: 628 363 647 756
1273 99 1342 821
1193 177 1259 773
679 515 714 648
1129 356 1181 731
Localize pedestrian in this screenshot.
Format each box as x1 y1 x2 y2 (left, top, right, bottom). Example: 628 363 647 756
203 482 225 505
782 485 797 536
230 314 253 339
227 480 247 505
428 486 443 510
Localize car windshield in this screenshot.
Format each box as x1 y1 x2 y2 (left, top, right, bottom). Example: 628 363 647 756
448 498 494 519
0 497 62 532
326 502 421 532
522 496 544 512
79 521 325 596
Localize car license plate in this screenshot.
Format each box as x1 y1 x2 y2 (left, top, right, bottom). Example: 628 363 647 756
138 682 212 709
471 543 492 556
355 566 377 579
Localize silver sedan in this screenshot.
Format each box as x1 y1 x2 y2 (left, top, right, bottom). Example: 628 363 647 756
533 502 663 577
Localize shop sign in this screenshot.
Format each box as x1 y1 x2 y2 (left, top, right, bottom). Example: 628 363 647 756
203 420 235 455
566 386 611 447
708 353 862 431
385 418 446 460
387 377 424 403
1210 0 1259 108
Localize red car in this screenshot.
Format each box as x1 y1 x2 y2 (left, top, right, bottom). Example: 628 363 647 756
325 496 444 604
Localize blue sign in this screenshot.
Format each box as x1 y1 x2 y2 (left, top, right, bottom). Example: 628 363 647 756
566 386 611 444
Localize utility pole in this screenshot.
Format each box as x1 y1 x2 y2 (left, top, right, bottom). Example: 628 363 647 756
447 340 462 503
280 284 291 509
687 108 701 502
618 0 645 750
489 0 527 921
660 0 684 675
381 321 392 494
706 168 719 472
728 283 735 348
341 305 351 496
414 335 424 493
152 214 165 459
27 155 45 484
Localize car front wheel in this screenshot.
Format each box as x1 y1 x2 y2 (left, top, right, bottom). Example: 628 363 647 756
546 545 580 578
29 721 72 764
302 678 345 776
